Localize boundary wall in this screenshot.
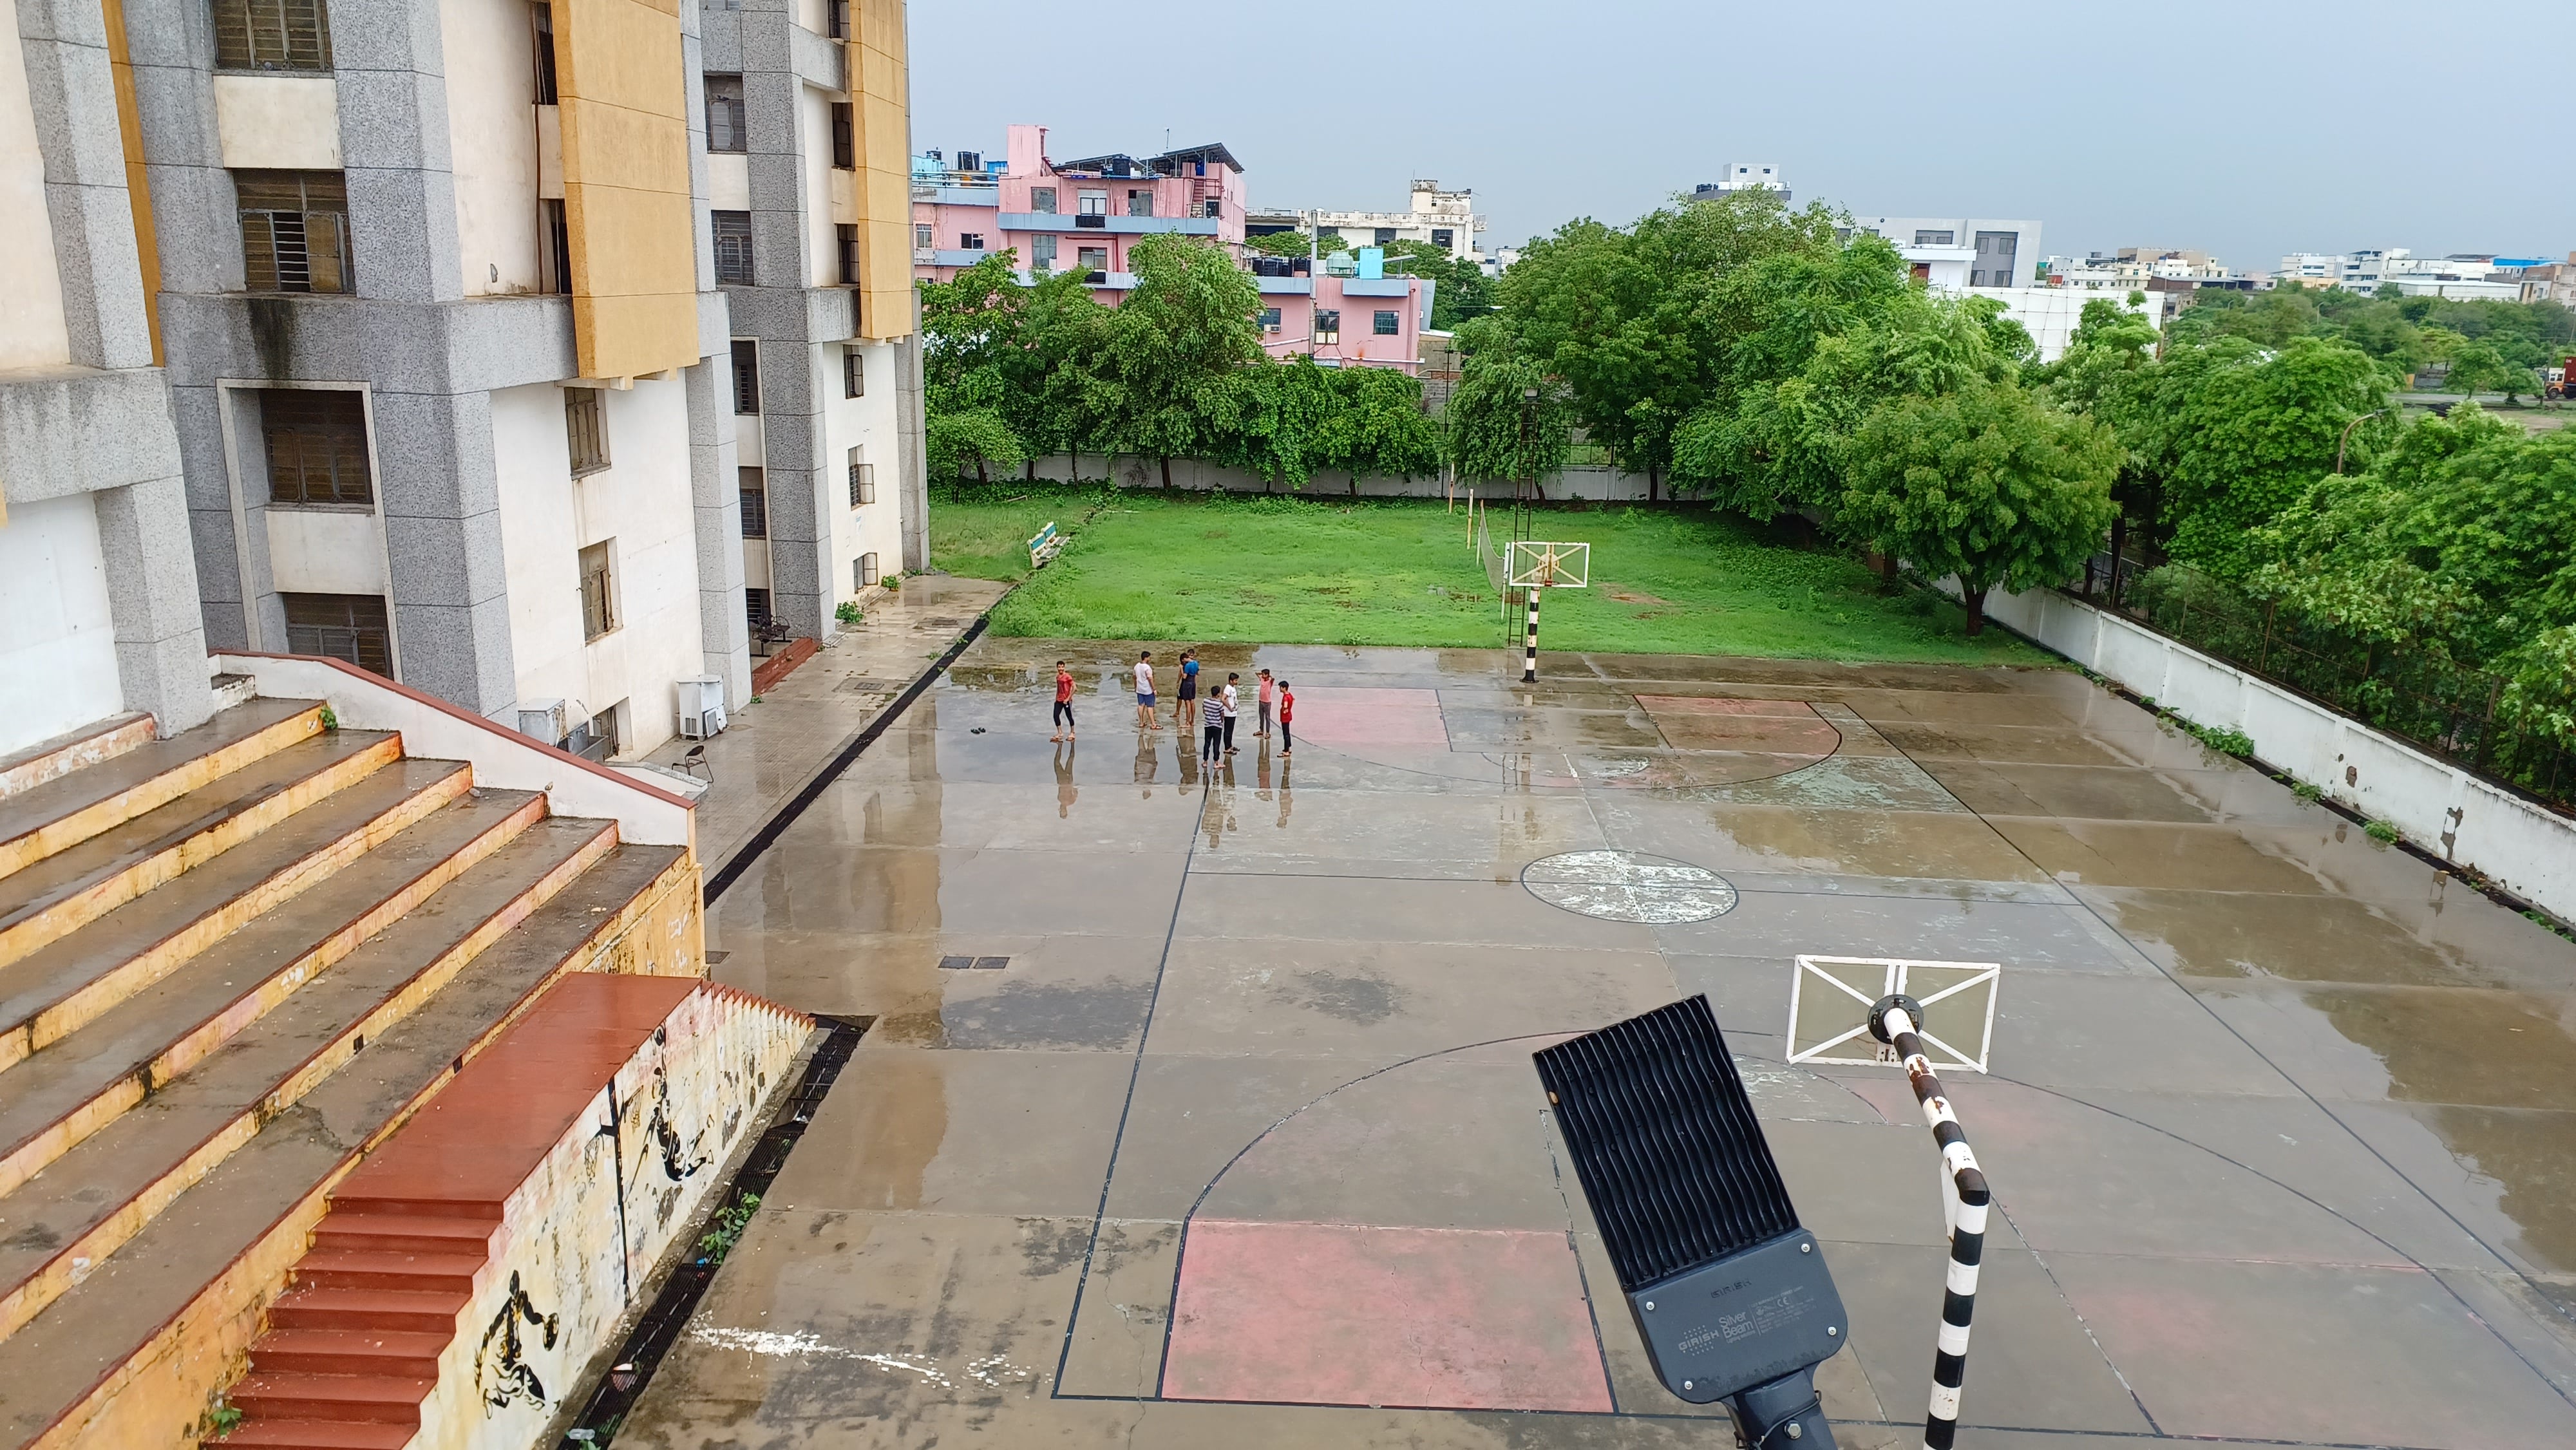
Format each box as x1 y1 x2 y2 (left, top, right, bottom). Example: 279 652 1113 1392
1970 583 2576 924
989 454 1665 500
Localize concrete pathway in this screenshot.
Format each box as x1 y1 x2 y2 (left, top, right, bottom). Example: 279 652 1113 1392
640 575 1008 873
621 640 2576 1449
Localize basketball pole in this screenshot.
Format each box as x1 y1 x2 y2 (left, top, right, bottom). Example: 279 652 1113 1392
1522 583 1540 682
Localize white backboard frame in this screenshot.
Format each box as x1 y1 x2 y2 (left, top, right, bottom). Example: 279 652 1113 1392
1506 540 1591 589
1786 956 2000 1074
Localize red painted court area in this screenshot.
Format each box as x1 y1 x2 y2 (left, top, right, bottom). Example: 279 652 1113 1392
1162 1219 1614 1413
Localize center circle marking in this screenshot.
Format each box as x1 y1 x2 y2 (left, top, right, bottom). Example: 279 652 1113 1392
1520 849 1739 923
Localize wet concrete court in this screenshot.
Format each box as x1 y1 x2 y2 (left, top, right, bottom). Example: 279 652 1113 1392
621 641 2576 1449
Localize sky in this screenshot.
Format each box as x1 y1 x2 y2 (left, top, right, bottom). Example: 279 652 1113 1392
909 0 2570 274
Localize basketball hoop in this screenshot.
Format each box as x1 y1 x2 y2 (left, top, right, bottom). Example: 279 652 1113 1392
1504 541 1589 680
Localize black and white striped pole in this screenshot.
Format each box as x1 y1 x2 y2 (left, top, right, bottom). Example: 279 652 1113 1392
1871 994 1987 1450
1522 584 1540 682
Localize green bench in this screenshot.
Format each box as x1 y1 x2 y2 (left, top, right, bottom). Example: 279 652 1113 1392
1027 521 1065 569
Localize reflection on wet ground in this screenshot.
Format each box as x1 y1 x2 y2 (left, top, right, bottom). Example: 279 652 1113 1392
620 639 2576 1450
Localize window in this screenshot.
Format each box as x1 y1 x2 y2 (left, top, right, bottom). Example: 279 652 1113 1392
842 347 864 397
531 2 556 103
214 0 331 71
283 593 390 674
1972 230 2019 288
1077 189 1107 216
730 339 759 415
1374 227 1397 245
1372 310 1399 336
743 587 772 634
824 0 847 38
261 390 372 506
1077 245 1107 274
1913 229 1956 246
539 198 569 294
1312 308 1340 344
959 232 985 251
1127 189 1153 217
565 387 609 475
739 467 766 537
829 102 853 169
236 170 350 293
1028 234 1057 271
1257 306 1280 334
1430 228 1453 249
705 75 745 152
848 448 874 506
837 223 859 285
712 210 753 284
1030 186 1057 214
914 222 933 249
578 541 616 640
562 701 620 762
856 552 880 588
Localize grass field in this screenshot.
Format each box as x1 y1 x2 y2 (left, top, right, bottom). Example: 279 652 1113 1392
929 485 2048 664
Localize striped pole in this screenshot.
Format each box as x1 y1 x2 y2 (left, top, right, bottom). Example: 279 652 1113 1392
1522 585 1540 681
1879 999 1988 1450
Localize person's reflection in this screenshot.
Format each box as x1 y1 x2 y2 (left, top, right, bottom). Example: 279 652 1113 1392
1274 751 1293 828
1133 726 1159 797
1255 742 1273 799
1053 740 1078 818
1176 733 1201 791
1203 757 1236 847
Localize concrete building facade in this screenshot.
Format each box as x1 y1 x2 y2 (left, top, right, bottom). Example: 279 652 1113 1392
1252 178 1488 267
1850 215 2044 290
9 0 923 765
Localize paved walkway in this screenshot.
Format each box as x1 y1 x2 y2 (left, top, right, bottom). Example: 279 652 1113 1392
622 639 2576 1449
639 576 1008 873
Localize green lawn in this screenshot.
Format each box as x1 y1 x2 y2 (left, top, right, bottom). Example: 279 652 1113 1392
932 487 2047 664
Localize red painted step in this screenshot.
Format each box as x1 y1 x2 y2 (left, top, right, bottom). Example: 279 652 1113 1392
213 1420 417 1449
310 1210 498 1257
251 1327 450 1377
290 1247 482 1295
227 1371 436 1424
265 1286 467 1335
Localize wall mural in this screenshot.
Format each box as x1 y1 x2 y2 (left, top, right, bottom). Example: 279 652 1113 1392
475 1271 562 1413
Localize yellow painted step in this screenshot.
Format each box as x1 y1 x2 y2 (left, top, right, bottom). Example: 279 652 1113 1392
0 700 323 884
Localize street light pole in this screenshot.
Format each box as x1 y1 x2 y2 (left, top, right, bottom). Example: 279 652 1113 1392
2336 410 2388 475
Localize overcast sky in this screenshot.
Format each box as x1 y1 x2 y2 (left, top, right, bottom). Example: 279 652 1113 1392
910 0 2569 272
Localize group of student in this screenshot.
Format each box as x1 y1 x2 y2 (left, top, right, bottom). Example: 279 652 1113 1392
1049 650 1294 758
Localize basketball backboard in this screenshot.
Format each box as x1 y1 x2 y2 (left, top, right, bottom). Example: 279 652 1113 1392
1506 540 1591 589
1786 956 2000 1074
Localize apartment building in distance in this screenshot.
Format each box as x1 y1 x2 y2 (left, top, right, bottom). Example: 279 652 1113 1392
1690 162 1789 203
39 0 925 766
1850 216 2045 290
913 123 1437 375
1248 178 1488 266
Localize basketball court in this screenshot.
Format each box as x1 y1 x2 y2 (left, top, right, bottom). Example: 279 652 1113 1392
618 637 2576 1450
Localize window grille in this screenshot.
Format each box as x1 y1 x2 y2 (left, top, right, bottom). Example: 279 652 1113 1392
857 552 880 588
843 347 864 397
730 339 759 414
214 0 331 71
261 390 372 506
283 592 390 674
1374 310 1399 335
739 467 767 537
712 210 754 285
706 77 746 152
565 388 609 475
1030 187 1057 214
838 224 860 285
848 454 874 507
540 198 569 293
531 2 556 102
579 541 616 639
236 171 350 293
830 102 854 168
1312 308 1340 344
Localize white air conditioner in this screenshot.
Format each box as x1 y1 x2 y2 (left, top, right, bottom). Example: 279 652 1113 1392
518 699 567 744
677 675 728 739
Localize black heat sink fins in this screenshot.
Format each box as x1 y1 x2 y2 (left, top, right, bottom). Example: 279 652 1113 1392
1534 994 1799 1291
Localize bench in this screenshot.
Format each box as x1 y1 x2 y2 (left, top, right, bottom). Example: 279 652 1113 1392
1028 521 1065 569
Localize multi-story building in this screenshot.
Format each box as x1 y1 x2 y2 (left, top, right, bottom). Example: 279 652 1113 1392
913 123 1435 375
2276 248 2528 301
1249 178 1488 265
1850 216 2044 290
1690 162 1789 204
1 0 217 756
32 0 922 766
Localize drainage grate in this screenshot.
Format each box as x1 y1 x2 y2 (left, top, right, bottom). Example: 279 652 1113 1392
555 1015 870 1446
938 955 1011 970
1521 850 1738 923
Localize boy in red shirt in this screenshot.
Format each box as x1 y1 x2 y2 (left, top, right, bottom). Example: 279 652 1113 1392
1051 659 1076 741
1276 679 1294 755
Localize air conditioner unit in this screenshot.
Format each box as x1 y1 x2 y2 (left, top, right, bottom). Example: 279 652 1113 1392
518 699 567 745
677 675 727 739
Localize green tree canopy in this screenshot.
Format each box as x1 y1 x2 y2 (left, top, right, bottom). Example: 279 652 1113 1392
1441 325 1574 490
1839 381 2120 634
1091 234 1265 484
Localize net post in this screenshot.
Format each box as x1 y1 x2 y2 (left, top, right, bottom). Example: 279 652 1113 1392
1523 582 1540 682
1873 995 1987 1450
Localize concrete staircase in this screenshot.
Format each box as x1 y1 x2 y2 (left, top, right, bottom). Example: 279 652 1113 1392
0 698 714 1450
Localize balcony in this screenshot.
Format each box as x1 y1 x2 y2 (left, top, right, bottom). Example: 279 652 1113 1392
1001 213 1218 237
1255 276 1313 296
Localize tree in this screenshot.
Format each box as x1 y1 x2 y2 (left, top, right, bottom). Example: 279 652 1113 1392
1245 229 1313 259
1839 381 2119 635
1442 326 1573 492
2137 336 2390 577
2444 341 2538 402
1091 234 1264 487
925 408 1027 484
1381 238 1494 330
1311 365 1439 492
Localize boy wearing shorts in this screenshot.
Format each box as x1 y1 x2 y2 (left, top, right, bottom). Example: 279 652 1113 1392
1133 652 1157 730
1051 660 1076 741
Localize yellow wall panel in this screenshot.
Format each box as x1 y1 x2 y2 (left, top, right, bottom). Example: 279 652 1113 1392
556 0 697 379
846 3 914 339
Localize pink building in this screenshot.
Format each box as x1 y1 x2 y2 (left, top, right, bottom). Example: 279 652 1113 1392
913 124 1431 374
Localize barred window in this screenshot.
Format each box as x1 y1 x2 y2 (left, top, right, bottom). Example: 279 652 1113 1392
565 387 609 475
283 592 390 674
848 449 873 507
706 75 745 153
830 102 853 169
712 210 754 285
1312 308 1340 344
236 171 350 293
739 467 767 538
842 346 863 398
856 552 880 589
261 390 372 506
578 541 616 639
531 1 556 103
214 0 331 71
837 224 859 285
539 198 569 294
1374 310 1399 335
730 339 759 415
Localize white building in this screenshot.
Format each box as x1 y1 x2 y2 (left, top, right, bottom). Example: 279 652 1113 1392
1850 216 2044 290
1276 180 1488 265
1963 287 2163 362
1691 163 1790 203
2277 248 2524 301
